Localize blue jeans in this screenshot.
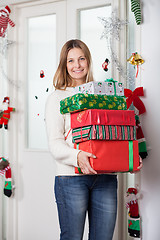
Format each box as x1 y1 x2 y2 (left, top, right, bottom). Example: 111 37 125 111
54 174 117 240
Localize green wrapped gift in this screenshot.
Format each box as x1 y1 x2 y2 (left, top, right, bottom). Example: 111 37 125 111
60 93 127 114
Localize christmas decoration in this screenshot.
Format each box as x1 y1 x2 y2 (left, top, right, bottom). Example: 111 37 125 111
124 87 146 115
125 187 141 238
131 0 142 25
75 140 140 173
4 165 12 197
0 96 15 129
0 38 14 55
0 157 9 170
0 158 12 198
135 115 148 159
109 43 135 86
40 70 45 78
127 52 144 77
0 6 15 38
98 11 128 41
102 58 110 72
60 93 127 114
99 11 135 86
0 64 21 88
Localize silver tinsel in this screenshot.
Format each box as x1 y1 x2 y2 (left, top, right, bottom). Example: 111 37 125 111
98 11 128 41
0 38 15 56
0 35 20 88
0 65 21 88
99 11 135 87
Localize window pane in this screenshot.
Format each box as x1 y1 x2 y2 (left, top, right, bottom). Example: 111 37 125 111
27 15 56 149
79 5 112 82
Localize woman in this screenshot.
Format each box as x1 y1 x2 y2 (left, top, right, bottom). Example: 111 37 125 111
45 39 141 240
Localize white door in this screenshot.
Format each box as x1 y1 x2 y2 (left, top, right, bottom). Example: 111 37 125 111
4 0 127 239
17 2 66 240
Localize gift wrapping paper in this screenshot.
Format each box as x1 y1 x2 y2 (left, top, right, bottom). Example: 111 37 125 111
72 125 136 143
73 80 124 96
71 109 135 128
74 140 139 173
60 93 127 114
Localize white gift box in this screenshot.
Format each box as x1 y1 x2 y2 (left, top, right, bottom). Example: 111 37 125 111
73 82 106 95
73 80 124 96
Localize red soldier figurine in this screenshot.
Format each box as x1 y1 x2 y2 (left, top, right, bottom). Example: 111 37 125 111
125 187 141 238
0 5 15 38
0 97 15 130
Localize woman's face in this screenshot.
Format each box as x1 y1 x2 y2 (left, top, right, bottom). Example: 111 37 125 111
67 47 89 86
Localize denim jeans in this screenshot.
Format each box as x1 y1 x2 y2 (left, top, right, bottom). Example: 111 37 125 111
54 174 117 240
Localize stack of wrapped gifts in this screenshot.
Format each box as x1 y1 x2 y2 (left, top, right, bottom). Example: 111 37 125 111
60 79 140 173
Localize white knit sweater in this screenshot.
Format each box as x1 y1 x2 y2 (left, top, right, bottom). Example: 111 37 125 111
45 87 81 175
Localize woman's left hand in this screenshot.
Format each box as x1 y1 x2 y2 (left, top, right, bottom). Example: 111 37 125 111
130 156 143 174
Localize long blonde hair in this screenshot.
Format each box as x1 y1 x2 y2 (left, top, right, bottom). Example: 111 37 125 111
53 39 94 90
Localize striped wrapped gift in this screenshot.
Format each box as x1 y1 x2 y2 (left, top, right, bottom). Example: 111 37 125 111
72 125 136 143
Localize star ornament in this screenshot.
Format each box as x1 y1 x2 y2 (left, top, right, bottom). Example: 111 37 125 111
98 11 128 41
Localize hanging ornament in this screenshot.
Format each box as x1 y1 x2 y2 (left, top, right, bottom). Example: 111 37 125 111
0 5 15 38
0 157 13 198
98 11 128 41
125 187 141 238
130 0 142 25
0 97 15 130
40 70 45 78
127 52 144 77
102 58 110 72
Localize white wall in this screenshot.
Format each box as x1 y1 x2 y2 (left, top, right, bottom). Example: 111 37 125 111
140 0 160 239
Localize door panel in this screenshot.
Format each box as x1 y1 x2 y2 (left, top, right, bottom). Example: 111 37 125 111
17 2 66 239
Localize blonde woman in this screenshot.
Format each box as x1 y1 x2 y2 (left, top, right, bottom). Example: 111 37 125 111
45 39 117 240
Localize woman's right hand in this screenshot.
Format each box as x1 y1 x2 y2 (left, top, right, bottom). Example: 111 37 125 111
77 151 97 175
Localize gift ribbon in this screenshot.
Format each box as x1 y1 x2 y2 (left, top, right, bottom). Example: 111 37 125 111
124 87 146 115
105 78 117 95
76 141 134 172
129 141 134 172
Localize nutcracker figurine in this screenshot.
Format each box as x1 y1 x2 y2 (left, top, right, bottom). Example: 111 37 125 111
125 187 141 238
0 5 15 38
0 97 15 129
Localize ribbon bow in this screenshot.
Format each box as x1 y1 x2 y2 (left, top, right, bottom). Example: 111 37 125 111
104 78 117 83
124 87 146 115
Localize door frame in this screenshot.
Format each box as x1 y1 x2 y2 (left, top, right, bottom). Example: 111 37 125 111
1 0 131 239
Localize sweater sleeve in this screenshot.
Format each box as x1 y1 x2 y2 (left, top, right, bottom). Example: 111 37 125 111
45 91 80 167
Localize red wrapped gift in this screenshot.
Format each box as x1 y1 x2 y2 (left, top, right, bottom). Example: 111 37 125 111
75 140 139 173
71 109 135 129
